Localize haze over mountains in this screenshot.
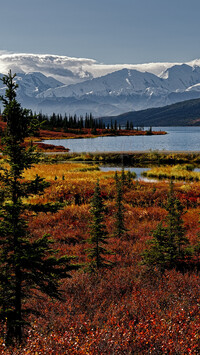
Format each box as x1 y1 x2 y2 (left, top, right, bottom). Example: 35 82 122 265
1 52 200 117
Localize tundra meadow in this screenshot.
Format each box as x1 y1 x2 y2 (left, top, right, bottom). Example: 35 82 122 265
0 72 200 354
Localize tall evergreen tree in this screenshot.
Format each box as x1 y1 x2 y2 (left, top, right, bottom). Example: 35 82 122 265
142 180 190 272
126 120 130 130
86 181 111 270
0 71 78 344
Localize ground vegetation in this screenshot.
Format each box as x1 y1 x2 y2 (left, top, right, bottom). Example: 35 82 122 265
0 74 200 353
0 158 199 353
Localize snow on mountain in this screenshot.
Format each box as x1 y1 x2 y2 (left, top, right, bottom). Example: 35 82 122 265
36 65 200 114
1 52 200 116
0 72 64 105
15 72 64 97
186 83 200 92
160 64 200 91
37 69 168 99
0 52 183 83
0 52 95 85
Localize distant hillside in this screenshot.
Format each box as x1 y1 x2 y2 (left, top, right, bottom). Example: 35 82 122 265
100 98 200 126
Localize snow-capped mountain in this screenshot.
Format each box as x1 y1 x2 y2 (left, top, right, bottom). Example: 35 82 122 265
35 64 200 116
0 52 179 82
0 71 63 97
37 69 167 99
1 52 200 116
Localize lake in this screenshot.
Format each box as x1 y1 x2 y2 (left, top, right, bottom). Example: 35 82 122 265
42 127 200 153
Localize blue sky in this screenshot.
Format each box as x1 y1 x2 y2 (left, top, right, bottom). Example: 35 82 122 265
1 0 200 64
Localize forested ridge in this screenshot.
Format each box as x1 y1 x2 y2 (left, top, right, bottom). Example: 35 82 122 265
101 97 200 127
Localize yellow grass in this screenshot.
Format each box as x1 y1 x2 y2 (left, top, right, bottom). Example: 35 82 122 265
23 162 114 181
143 165 200 181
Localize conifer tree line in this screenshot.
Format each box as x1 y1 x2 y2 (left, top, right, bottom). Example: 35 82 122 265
35 112 136 131
37 112 106 130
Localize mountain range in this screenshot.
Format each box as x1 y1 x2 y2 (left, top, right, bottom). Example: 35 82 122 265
1 52 200 118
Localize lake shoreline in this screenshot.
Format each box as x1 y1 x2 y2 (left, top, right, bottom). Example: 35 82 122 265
41 127 200 153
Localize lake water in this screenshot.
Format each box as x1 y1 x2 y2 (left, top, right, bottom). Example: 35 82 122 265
99 166 154 181
43 127 200 153
99 166 200 181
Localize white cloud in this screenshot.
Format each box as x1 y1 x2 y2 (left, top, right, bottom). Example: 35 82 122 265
0 51 197 85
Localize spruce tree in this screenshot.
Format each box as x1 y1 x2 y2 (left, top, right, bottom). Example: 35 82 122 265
0 71 78 344
86 180 111 270
142 180 190 272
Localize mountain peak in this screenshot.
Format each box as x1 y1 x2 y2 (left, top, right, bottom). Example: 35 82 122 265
1 52 200 116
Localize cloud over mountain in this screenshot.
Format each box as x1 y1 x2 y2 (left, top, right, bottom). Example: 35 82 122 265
1 52 200 117
0 52 180 83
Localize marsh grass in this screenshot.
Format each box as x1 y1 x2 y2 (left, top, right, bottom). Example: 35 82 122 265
142 164 200 181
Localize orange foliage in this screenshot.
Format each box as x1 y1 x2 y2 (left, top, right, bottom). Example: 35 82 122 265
2 161 200 353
